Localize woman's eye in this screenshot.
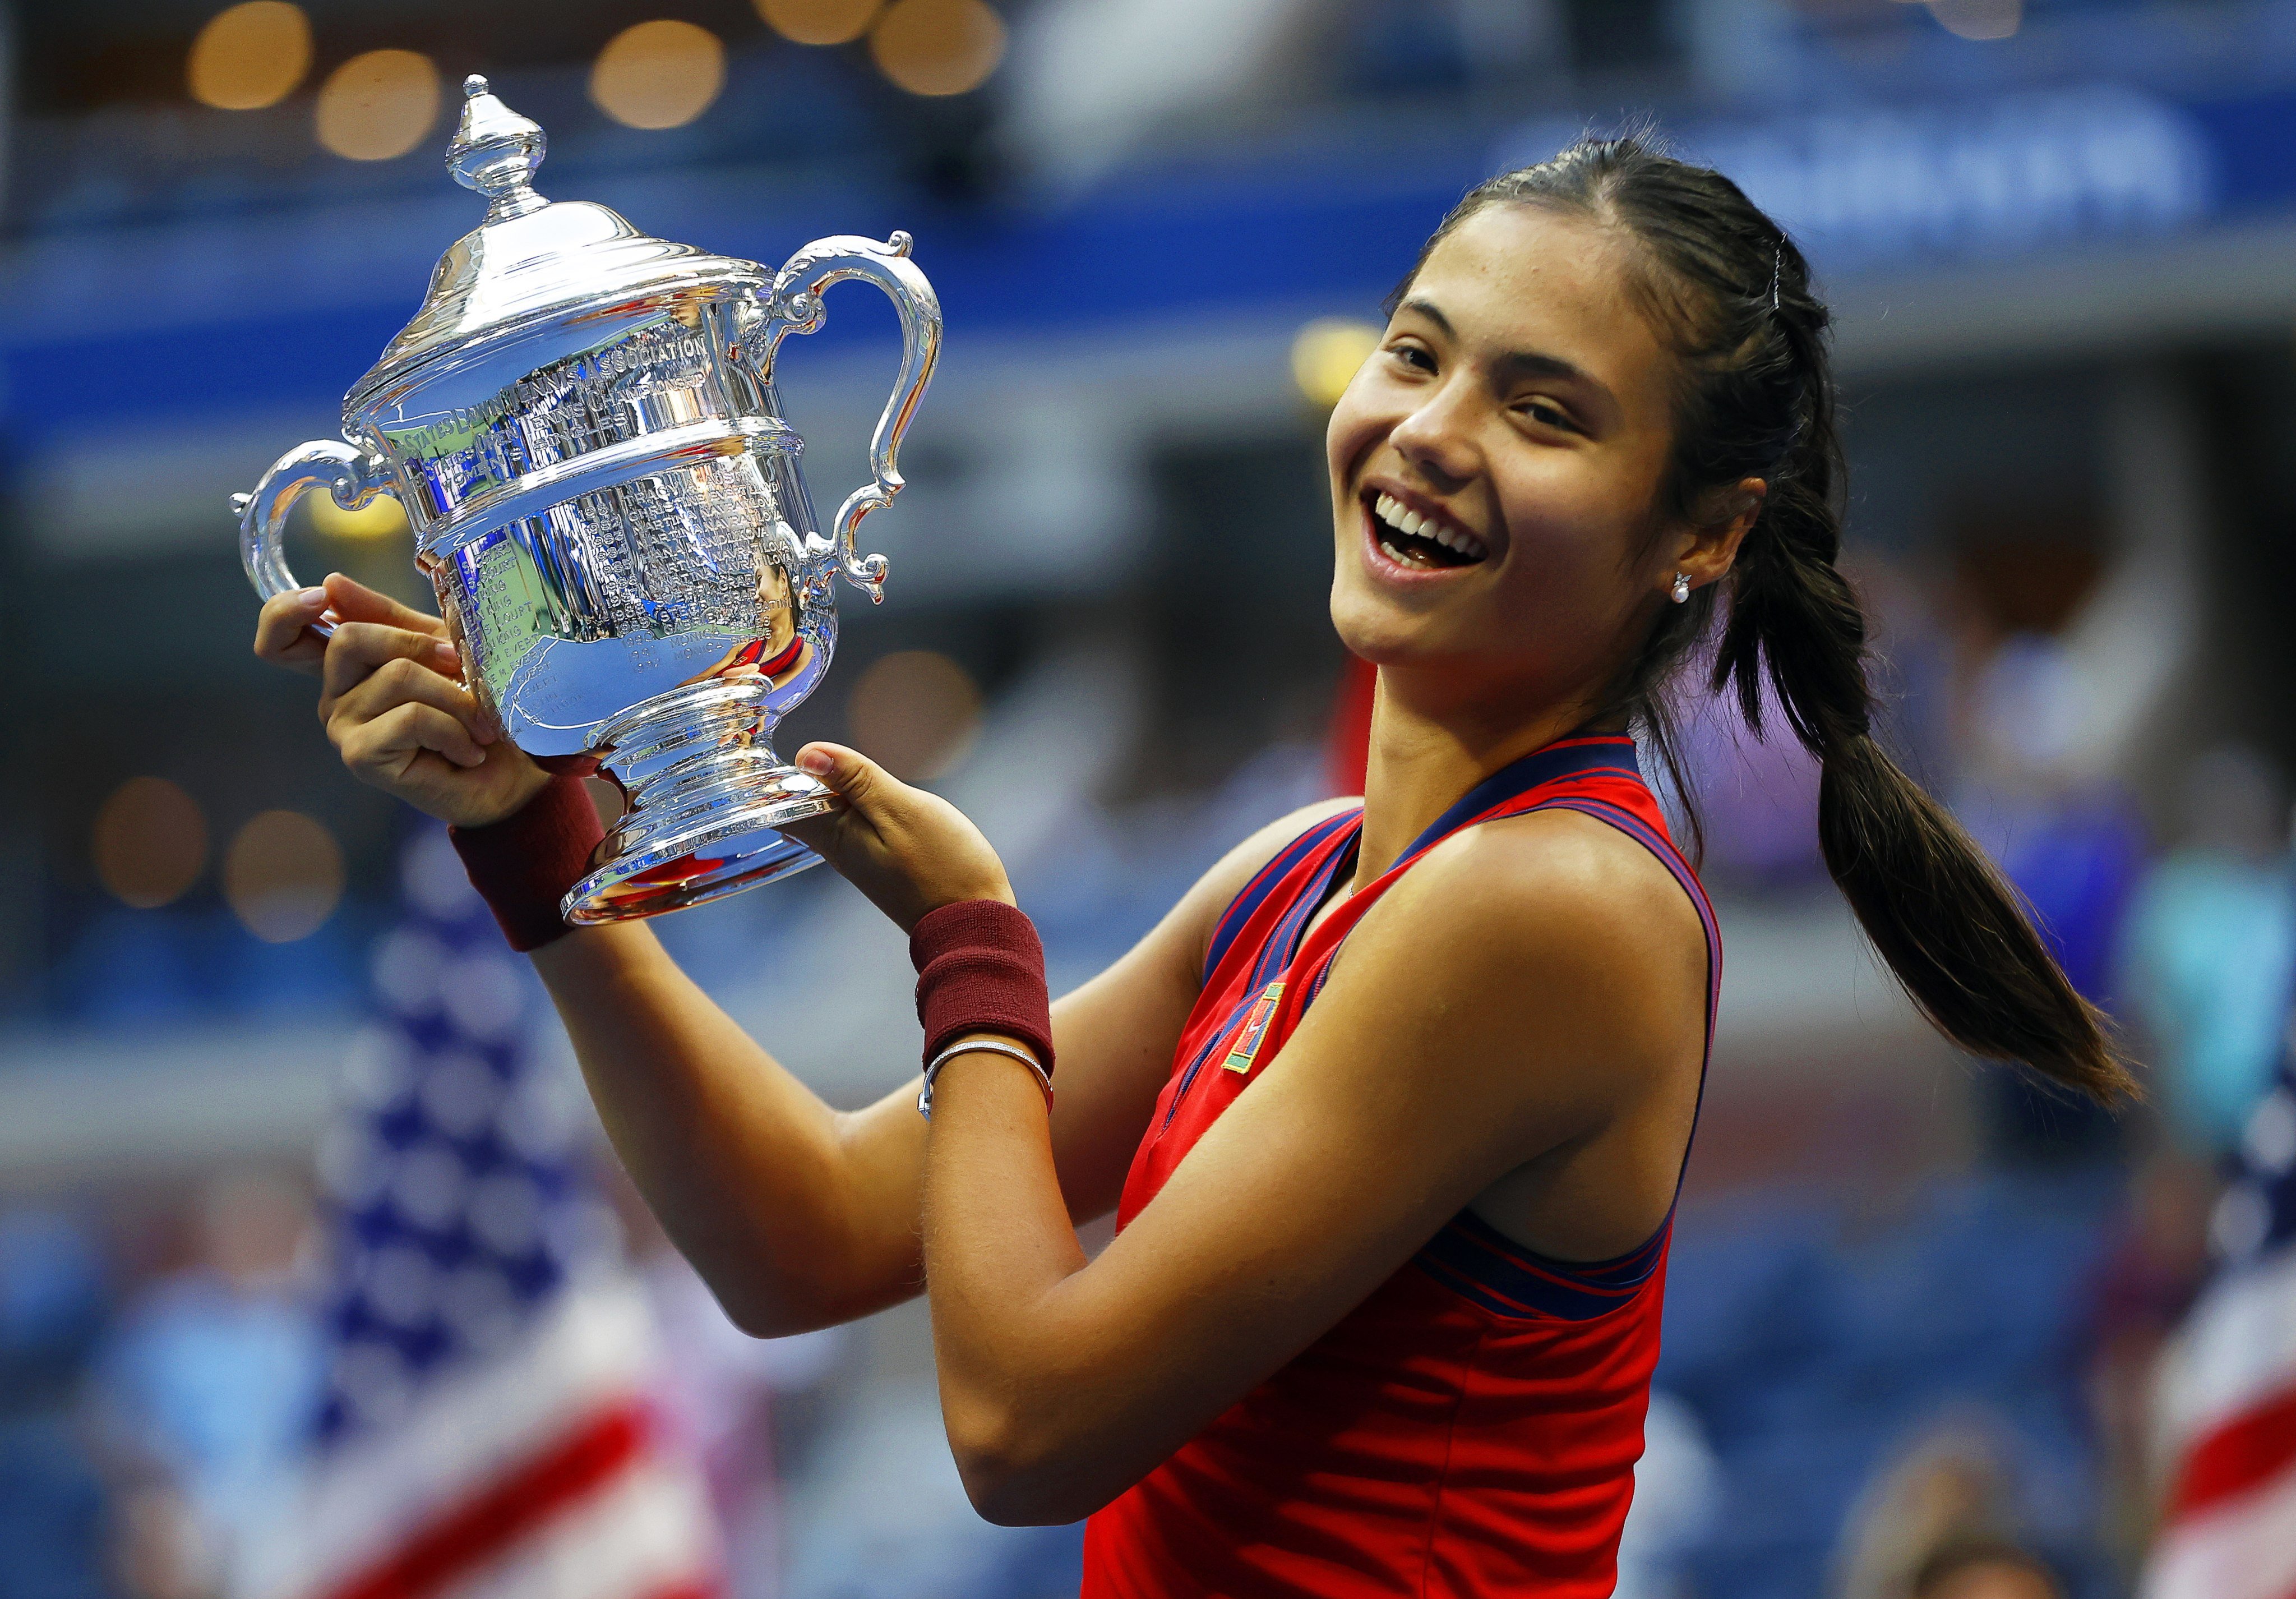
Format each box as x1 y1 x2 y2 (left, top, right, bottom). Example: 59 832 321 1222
1387 344 1435 372
1520 399 1573 431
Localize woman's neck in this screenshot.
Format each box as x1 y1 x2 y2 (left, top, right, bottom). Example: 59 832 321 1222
1352 666 1611 886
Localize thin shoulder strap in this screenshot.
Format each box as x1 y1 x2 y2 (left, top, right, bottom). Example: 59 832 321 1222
1203 810 1362 984
1526 795 1721 1201
1528 796 1720 1066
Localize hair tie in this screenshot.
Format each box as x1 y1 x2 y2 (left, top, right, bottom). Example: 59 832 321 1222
1770 241 1782 310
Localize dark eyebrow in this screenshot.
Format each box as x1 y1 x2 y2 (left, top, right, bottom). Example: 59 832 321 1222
1397 297 1456 338
1397 297 1595 388
1393 294 1622 431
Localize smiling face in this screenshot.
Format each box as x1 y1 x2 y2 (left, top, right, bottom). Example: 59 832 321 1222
1327 202 1710 721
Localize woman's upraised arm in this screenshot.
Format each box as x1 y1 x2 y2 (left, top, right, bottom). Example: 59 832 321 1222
526 789 1361 1337
253 572 1359 1337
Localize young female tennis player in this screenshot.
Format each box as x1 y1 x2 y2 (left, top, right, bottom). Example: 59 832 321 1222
256 140 2135 1595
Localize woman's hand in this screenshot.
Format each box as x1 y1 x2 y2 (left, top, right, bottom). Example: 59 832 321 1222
253 572 549 828
252 570 441 678
783 744 1014 933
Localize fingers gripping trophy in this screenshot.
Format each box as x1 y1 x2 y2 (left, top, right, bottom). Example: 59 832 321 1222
238 77 942 921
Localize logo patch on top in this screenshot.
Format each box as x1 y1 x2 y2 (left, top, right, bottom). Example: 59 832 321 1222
1223 981 1286 1074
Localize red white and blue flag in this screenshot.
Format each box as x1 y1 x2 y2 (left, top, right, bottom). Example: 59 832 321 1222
2143 1054 2296 1599
246 828 719 1599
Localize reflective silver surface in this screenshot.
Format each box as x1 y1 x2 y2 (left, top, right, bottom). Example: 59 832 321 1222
237 76 941 923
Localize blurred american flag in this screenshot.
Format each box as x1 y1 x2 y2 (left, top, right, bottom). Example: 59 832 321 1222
2144 1053 2296 1599
245 828 719 1599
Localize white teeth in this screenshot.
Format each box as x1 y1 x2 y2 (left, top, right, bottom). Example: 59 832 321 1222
1371 490 1487 563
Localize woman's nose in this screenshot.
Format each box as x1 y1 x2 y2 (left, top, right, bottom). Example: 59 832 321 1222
1388 386 1479 487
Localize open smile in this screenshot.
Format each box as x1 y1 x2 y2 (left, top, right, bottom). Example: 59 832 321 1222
1361 489 1490 572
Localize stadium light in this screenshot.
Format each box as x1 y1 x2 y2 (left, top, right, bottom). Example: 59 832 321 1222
93 777 209 910
757 0 884 47
225 810 345 943
590 20 727 130
307 493 408 541
1291 318 1380 410
188 2 312 110
849 651 983 781
871 0 1006 97
315 49 442 161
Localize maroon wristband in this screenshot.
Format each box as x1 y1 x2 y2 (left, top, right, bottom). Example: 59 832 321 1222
909 900 1056 1075
448 773 607 952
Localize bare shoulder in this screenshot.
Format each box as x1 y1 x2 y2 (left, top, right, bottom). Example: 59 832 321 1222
1338 807 1707 1091
1407 805 1703 952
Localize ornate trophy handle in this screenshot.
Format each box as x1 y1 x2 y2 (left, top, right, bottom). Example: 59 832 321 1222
234 440 396 637
750 232 943 603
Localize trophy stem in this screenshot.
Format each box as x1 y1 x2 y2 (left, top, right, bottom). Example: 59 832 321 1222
560 678 840 923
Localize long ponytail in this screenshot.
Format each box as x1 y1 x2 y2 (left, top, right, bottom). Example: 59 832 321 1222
1716 345 2132 1105
1416 140 2136 1106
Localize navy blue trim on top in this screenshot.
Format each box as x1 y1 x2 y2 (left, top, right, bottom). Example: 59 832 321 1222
1396 736 1640 869
1415 1206 1669 1322
1286 735 1642 1019
1535 797 1721 1065
1204 737 1636 986
1202 812 1360 984
1245 830 1360 995
1405 790 1720 1323
1165 826 1359 1133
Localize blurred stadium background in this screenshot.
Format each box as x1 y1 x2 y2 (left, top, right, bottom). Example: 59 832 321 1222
4 1 2296 1596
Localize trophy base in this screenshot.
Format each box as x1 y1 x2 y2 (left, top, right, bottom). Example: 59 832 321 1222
557 679 842 924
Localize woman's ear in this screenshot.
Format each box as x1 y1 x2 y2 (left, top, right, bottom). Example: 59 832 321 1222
1674 477 1765 593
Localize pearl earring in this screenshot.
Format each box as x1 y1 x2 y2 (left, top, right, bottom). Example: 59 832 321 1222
1670 572 1690 603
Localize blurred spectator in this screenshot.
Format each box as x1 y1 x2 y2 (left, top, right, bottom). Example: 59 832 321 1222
108 1474 211 1599
1907 1536 2066 1599
0 1208 109 1404
1961 635 2149 1008
1957 635 2149 1160
2076 1150 2216 1566
2119 744 2296 1155
88 1171 323 1595
1835 1416 2030 1599
0 1208 113 1599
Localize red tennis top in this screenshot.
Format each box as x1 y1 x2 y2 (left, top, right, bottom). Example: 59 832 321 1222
1079 732 1719 1597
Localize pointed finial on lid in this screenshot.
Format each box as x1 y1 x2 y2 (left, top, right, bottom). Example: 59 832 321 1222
447 75 548 222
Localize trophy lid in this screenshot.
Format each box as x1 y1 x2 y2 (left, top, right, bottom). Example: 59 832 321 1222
349 77 760 407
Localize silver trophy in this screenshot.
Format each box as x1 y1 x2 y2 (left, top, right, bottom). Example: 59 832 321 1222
238 76 941 923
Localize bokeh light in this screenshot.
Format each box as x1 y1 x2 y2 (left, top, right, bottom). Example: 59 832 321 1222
306 492 409 541
187 2 312 111
92 777 209 910
847 651 984 781
223 810 345 943
870 0 1006 97
757 0 884 47
589 20 727 131
314 49 441 162
1927 0 2022 39
1291 317 1382 409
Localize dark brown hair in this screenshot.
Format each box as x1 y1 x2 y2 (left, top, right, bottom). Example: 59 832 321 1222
1401 137 2135 1107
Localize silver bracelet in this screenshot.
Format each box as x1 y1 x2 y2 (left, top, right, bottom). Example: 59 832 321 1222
917 1038 1054 1121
